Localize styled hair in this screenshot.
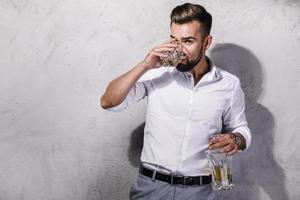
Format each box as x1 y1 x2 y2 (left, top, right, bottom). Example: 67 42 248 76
170 3 212 38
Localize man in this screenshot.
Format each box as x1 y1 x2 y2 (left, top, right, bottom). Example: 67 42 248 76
101 3 252 200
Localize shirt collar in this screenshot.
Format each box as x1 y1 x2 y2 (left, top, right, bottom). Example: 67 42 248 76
202 56 223 82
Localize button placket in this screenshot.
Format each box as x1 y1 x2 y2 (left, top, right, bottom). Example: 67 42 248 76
178 89 195 171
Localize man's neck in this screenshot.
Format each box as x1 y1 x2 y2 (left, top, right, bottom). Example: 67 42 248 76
189 56 210 86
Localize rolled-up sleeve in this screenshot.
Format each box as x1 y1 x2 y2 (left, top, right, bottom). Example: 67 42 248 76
106 71 152 112
223 78 252 150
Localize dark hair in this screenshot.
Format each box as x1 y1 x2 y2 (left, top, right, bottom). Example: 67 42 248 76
170 3 212 38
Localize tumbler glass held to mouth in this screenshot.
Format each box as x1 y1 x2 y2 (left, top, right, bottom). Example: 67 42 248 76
206 135 234 191
160 43 187 67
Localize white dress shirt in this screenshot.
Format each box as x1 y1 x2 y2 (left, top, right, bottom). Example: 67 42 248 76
106 58 252 176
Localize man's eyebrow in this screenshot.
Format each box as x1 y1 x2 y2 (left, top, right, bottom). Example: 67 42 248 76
170 35 196 40
182 37 196 40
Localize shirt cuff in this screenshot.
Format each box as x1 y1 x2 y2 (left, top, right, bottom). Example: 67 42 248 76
232 127 252 151
105 99 128 112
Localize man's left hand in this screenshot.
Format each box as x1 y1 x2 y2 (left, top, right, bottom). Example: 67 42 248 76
208 133 238 155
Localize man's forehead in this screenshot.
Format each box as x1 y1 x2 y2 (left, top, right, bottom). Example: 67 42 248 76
170 21 202 38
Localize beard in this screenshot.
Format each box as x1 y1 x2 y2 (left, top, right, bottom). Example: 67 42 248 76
175 45 204 72
176 54 202 72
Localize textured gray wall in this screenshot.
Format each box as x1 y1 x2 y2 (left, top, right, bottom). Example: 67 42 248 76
0 0 299 200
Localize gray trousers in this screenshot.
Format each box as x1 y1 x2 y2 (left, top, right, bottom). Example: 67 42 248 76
130 173 216 200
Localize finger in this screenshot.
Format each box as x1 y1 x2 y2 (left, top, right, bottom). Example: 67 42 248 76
151 52 168 58
208 138 219 148
162 43 178 48
209 138 230 149
164 37 177 44
227 145 238 156
213 134 235 145
154 47 176 53
209 142 225 150
215 134 228 141
222 133 235 141
209 134 224 144
219 143 236 153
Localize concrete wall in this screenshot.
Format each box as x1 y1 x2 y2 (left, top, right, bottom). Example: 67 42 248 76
0 0 299 199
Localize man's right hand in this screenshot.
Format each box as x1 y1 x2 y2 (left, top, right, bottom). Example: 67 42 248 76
101 38 178 109
142 38 178 69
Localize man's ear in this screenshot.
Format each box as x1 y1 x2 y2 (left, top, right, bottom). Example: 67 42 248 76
204 35 213 50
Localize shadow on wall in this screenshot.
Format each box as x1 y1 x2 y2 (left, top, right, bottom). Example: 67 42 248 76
210 43 288 200
128 123 145 168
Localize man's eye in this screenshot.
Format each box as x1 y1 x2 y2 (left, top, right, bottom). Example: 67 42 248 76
185 40 193 45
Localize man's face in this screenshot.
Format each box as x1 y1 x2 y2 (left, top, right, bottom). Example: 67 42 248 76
170 20 206 72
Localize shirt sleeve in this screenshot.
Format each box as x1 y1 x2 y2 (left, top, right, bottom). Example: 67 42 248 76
223 78 252 150
105 70 152 112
